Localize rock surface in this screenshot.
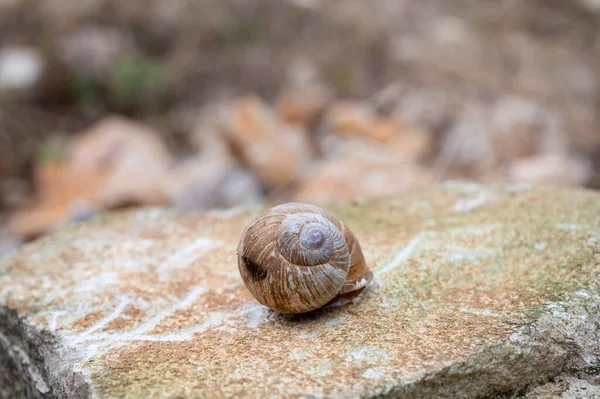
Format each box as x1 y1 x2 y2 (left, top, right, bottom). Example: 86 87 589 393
1 182 599 398
524 375 600 399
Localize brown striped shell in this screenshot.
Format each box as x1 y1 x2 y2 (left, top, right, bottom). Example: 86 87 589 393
237 203 372 314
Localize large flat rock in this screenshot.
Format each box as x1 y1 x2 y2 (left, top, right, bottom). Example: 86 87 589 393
1 182 599 398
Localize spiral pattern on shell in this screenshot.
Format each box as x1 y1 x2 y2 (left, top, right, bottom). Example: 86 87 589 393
237 202 371 314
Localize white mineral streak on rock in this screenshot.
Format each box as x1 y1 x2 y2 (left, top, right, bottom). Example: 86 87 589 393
47 311 64 331
459 307 503 318
157 237 225 281
213 270 243 279
71 235 154 256
440 244 496 265
298 315 348 339
148 311 230 341
132 303 275 341
60 287 281 363
454 224 502 237
375 233 431 276
80 295 131 336
347 346 390 365
73 273 119 295
315 361 332 377
243 304 273 329
534 242 548 250
128 285 207 336
376 224 501 277
363 366 387 380
555 223 581 231
0 332 50 394
41 272 120 306
66 285 207 359
452 191 494 212
290 348 309 360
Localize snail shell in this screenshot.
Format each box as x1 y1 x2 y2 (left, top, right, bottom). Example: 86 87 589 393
237 202 372 314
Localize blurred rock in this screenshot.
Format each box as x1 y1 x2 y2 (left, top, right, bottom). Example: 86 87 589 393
0 178 29 209
9 162 106 238
276 86 332 130
179 102 265 209
190 102 232 155
539 130 571 156
163 155 263 210
0 0 22 8
276 58 333 130
287 0 323 10
391 84 458 136
0 227 21 258
37 0 104 30
506 34 597 101
68 116 173 207
325 101 400 142
0 47 44 92
389 127 433 161
218 96 313 189
508 154 594 186
284 57 323 90
433 104 495 179
319 124 432 164
9 116 173 238
438 97 579 184
576 0 600 12
60 26 135 81
563 104 600 153
489 96 549 161
294 157 433 203
391 17 483 83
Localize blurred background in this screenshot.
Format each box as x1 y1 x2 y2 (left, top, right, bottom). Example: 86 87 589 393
1 0 599 256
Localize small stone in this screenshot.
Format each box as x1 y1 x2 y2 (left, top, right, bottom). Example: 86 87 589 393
508 153 593 186
574 0 600 13
489 96 552 160
0 47 44 91
162 155 263 210
9 116 173 238
294 157 434 203
275 85 332 130
68 115 173 207
219 96 313 189
391 84 457 135
183 102 266 209
319 124 432 165
325 101 401 142
437 103 494 174
0 0 23 8
8 162 106 238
